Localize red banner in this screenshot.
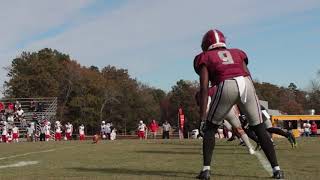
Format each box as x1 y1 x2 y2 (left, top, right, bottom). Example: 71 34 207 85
180 114 185 129
178 108 185 129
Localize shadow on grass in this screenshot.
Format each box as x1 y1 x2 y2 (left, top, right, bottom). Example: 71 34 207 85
68 167 194 178
135 150 198 155
214 173 270 179
69 167 269 179
171 147 200 150
135 149 250 155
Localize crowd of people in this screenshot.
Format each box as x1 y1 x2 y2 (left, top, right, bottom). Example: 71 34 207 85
301 120 318 137
0 100 25 143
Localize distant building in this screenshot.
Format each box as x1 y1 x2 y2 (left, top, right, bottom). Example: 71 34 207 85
259 100 282 116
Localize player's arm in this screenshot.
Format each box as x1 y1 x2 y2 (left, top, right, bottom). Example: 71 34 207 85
199 65 209 122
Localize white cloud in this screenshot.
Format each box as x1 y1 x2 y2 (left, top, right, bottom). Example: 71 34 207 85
25 0 320 67
0 0 94 97
1 0 320 95
0 0 93 51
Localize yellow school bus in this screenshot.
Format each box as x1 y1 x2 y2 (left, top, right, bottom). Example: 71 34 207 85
271 115 320 137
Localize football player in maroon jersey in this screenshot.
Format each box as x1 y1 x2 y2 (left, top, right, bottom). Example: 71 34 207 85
195 87 255 155
194 29 284 179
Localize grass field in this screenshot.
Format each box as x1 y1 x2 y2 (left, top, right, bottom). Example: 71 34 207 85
0 137 319 180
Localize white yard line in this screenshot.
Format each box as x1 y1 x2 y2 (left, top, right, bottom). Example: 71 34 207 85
0 149 56 160
254 151 273 176
0 161 39 169
0 146 75 161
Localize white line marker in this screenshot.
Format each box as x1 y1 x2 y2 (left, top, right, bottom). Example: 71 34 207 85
254 151 273 176
0 161 39 169
0 146 76 161
0 149 55 160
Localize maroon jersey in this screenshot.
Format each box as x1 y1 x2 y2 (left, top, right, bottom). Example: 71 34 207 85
194 48 250 86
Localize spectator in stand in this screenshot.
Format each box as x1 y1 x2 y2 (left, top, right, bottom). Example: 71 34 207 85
20 117 27 129
32 113 38 122
37 102 44 112
79 124 85 141
149 119 159 139
162 120 171 139
15 101 21 111
311 121 318 137
7 113 14 124
54 121 62 141
303 121 311 137
137 120 147 140
0 101 4 113
16 107 24 120
30 100 37 112
1 114 5 121
7 102 14 113
65 122 73 140
12 124 19 143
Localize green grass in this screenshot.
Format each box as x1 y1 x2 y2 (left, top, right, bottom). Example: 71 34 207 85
0 138 319 180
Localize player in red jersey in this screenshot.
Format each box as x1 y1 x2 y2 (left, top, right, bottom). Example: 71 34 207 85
194 29 284 179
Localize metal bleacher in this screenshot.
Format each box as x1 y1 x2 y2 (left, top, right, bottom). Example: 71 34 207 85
0 97 58 135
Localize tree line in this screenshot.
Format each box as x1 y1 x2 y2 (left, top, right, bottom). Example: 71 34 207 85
3 48 320 134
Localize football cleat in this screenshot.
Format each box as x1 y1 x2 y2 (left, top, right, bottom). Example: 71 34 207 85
272 170 284 179
249 148 255 155
196 170 210 180
255 143 262 151
227 136 235 141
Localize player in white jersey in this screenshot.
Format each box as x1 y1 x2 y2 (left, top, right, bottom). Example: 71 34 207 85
45 122 51 141
55 121 62 141
65 122 73 140
7 130 13 143
26 123 35 142
110 128 116 140
137 120 147 140
1 121 8 143
79 124 85 141
105 123 112 140
101 121 107 139
12 124 19 143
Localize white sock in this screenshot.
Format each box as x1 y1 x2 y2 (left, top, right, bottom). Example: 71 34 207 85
273 166 280 172
241 134 254 149
202 166 210 171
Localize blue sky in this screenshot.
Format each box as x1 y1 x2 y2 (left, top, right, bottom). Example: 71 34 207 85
1 0 320 96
